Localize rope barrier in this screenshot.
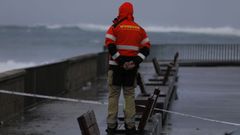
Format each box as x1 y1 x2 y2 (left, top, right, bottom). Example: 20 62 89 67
1 89 240 127
157 108 240 127
0 89 108 105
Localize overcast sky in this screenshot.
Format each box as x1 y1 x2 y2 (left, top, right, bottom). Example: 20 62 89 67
0 0 240 28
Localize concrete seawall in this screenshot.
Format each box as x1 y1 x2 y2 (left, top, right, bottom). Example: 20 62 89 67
0 70 25 122
0 52 108 122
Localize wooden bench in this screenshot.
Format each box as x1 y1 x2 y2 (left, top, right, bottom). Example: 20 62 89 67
146 64 174 86
152 57 177 76
77 110 100 135
137 72 150 97
154 52 179 68
136 71 178 124
173 52 179 66
152 52 179 76
137 72 167 98
147 54 179 85
136 72 176 110
159 52 179 67
136 84 177 124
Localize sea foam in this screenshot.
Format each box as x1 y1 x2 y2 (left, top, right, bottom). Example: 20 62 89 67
0 60 36 73
26 23 240 37
144 26 240 36
76 24 240 37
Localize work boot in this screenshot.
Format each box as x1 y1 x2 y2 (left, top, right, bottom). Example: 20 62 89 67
106 123 118 135
125 124 136 135
106 128 116 135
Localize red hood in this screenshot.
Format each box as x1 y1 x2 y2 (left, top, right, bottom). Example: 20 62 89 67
118 2 134 21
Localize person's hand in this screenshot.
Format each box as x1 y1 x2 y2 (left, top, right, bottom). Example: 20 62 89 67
123 61 135 70
116 56 125 66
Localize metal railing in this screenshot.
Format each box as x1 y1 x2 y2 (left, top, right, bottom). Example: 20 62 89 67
148 44 240 63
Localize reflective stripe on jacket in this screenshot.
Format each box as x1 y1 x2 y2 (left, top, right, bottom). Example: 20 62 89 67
105 20 150 65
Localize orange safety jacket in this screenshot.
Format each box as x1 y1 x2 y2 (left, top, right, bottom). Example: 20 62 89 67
105 20 151 66
105 2 151 66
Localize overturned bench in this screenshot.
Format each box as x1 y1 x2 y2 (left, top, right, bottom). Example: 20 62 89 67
77 110 100 135
136 72 177 124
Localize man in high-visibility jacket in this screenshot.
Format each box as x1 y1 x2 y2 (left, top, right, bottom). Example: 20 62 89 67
105 2 151 134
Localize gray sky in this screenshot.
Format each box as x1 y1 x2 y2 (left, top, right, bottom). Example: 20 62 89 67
0 0 240 28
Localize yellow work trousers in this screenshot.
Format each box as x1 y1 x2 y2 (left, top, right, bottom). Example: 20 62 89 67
107 70 136 129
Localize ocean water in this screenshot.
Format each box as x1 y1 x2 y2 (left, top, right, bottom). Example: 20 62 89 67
1 25 240 73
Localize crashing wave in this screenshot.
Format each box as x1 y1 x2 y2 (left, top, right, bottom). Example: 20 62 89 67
0 60 36 73
33 23 108 31
44 24 240 37
2 24 240 37
145 26 240 36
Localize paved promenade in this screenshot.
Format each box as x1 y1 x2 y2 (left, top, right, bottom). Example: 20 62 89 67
165 67 240 135
0 78 110 135
1 66 240 135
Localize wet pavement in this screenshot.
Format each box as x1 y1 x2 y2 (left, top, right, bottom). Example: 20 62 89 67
0 77 110 135
1 66 240 135
165 67 240 135
0 76 140 135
